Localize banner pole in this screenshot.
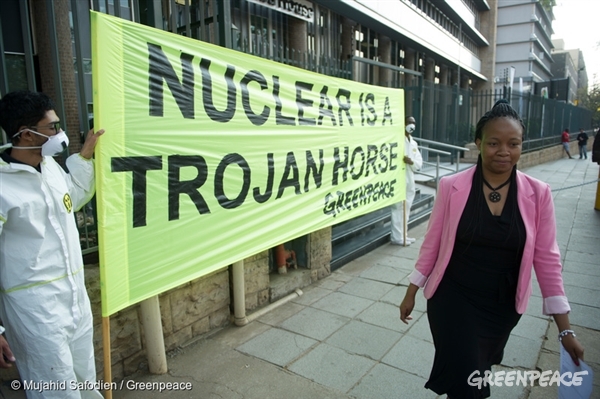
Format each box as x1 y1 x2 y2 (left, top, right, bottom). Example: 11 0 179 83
102 316 112 399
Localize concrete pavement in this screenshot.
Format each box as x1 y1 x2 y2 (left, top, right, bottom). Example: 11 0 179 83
2 157 599 399
109 157 599 399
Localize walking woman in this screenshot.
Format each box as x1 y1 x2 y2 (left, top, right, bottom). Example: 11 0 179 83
399 100 584 398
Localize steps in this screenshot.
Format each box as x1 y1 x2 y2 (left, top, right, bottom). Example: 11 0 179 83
330 189 435 271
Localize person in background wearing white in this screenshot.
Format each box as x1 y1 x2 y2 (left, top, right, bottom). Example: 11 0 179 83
391 116 423 245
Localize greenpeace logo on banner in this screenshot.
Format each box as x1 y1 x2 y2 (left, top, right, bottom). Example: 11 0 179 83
246 0 314 22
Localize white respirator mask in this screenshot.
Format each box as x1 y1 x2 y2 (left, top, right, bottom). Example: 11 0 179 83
13 130 70 156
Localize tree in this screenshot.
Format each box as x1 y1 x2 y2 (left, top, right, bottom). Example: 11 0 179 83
581 84 600 128
539 0 556 12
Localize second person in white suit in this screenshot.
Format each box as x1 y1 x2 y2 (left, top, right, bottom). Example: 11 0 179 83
391 116 423 245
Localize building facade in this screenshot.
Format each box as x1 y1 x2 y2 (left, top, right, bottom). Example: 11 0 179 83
552 39 588 104
494 0 555 95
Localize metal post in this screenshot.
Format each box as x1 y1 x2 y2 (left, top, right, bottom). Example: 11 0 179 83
436 154 440 188
45 1 67 132
19 0 36 91
0 9 9 96
71 0 91 139
456 151 460 173
217 0 232 48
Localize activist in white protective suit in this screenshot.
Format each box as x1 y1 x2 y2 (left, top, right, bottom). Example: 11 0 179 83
0 90 104 399
390 116 423 245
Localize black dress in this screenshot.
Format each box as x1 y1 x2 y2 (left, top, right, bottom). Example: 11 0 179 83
425 176 526 399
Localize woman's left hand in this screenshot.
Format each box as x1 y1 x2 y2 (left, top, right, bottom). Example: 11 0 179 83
561 334 584 366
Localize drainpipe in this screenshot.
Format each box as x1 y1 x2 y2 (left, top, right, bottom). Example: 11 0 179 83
232 260 248 326
246 289 303 324
232 257 303 326
140 296 167 374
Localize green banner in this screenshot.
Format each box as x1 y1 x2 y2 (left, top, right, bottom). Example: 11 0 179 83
92 12 405 316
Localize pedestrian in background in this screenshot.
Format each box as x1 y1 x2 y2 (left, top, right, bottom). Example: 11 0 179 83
562 128 574 159
0 90 105 399
399 99 584 399
390 115 423 245
576 128 588 160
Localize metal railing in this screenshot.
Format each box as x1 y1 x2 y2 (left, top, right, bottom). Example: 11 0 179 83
413 137 471 186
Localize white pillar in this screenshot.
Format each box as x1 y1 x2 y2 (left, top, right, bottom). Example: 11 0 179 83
232 260 248 326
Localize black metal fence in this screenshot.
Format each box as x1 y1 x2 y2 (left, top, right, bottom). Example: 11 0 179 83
411 86 592 153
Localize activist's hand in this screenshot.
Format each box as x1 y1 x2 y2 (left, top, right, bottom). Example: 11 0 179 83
561 334 584 367
0 335 15 368
80 128 105 160
403 155 413 165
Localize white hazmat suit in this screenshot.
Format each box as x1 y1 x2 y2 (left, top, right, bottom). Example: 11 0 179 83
0 151 103 399
391 134 423 243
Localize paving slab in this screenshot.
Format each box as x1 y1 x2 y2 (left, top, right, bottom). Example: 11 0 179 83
291 285 333 306
567 302 600 331
405 312 434 343
501 334 543 369
278 307 350 341
310 291 374 319
236 328 317 367
511 314 551 341
355 301 422 333
563 284 600 308
287 343 376 393
381 335 436 379
337 277 395 300
349 363 436 399
359 264 409 285
325 320 402 360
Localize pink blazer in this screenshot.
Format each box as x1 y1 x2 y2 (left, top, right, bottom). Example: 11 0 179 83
408 166 570 315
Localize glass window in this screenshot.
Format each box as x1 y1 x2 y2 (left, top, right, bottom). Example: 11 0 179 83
5 54 28 92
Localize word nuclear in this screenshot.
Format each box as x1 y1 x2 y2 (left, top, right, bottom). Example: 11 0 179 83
147 43 395 127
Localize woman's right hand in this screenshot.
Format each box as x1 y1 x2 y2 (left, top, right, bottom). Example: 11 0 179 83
399 296 415 324
400 284 419 324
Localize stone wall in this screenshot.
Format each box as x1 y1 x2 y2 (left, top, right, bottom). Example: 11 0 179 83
86 265 232 379
86 232 330 381
461 140 593 169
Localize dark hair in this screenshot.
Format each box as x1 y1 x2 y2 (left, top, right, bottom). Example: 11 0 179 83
0 90 54 143
405 115 415 124
474 99 525 141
